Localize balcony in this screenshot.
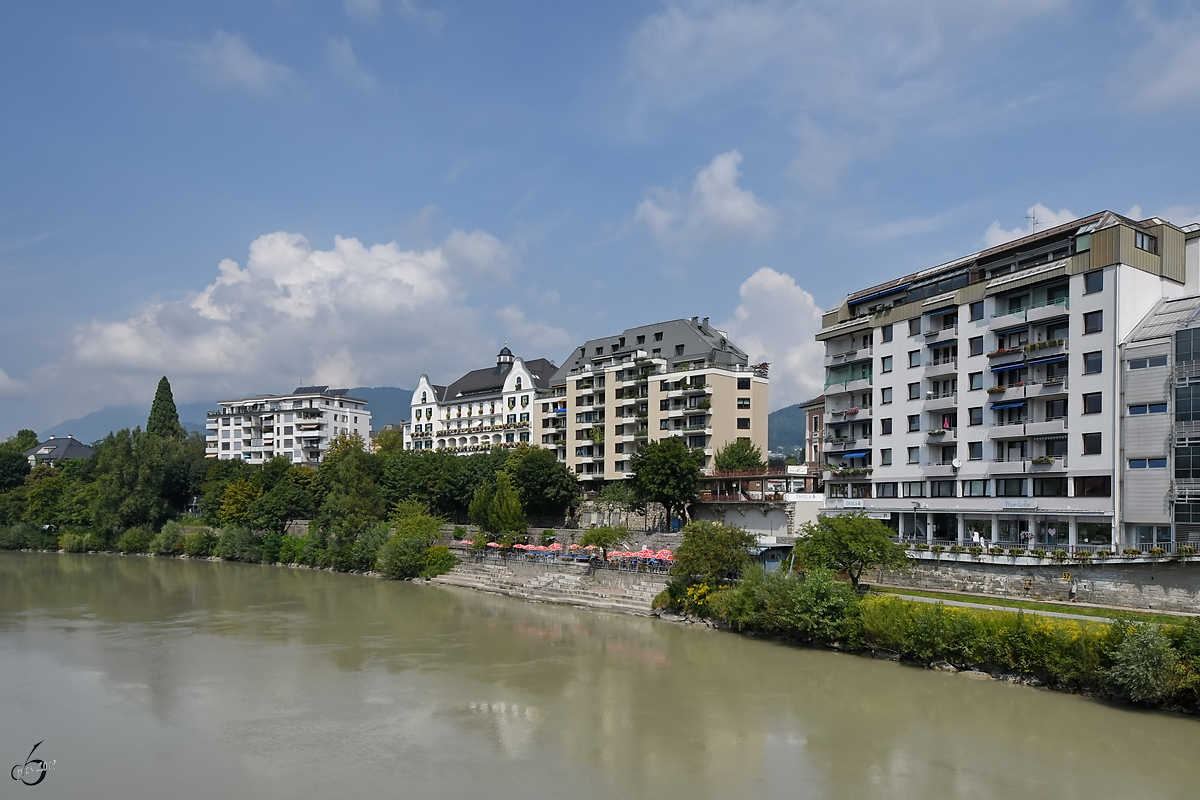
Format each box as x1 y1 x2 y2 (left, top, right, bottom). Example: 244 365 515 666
926 427 957 442
925 358 958 378
988 459 1027 475
923 462 958 477
986 420 1027 438
1029 377 1068 397
923 325 958 345
1028 299 1070 324
824 347 872 368
683 383 712 395
1025 418 1067 437
923 392 958 412
1029 455 1068 471
986 385 1026 402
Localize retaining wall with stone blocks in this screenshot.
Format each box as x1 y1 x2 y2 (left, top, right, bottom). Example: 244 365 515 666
433 558 668 616
880 554 1200 613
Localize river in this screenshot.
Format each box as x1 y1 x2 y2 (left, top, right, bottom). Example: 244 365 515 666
2 551 1198 799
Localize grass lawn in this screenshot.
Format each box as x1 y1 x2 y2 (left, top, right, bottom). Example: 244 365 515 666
871 586 1186 626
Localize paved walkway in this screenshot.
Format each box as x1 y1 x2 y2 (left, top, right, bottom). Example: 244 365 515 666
884 592 1124 623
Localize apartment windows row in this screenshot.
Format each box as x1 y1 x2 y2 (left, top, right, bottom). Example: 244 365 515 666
829 476 1113 499
870 432 1104 465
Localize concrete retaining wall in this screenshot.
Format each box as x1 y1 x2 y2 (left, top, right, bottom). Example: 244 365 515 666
880 553 1200 613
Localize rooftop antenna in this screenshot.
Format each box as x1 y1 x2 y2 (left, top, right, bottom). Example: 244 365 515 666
1025 212 1040 234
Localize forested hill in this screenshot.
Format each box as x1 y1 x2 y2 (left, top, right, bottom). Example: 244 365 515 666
767 404 807 455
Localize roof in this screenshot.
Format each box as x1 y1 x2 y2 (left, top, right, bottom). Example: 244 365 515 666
1129 295 1200 343
799 394 825 409
551 317 748 384
443 357 558 400
24 436 95 462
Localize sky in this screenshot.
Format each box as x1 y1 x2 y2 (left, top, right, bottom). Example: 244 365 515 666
3 0 1200 436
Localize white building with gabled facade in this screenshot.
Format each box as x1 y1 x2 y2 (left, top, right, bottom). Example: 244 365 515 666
403 346 558 454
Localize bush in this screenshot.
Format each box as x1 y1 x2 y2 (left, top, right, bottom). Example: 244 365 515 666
278 534 305 564
183 530 219 557
59 532 88 552
421 545 457 578
218 528 263 563
1108 624 1179 703
150 522 186 556
377 532 434 579
0 525 26 549
541 529 556 545
116 527 154 554
707 567 862 646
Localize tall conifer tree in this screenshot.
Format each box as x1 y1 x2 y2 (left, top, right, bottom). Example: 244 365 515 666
147 376 184 438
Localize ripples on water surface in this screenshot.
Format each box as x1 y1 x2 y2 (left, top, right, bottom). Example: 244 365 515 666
2 552 1199 799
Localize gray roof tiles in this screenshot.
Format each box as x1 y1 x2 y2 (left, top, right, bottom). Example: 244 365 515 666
24 437 95 462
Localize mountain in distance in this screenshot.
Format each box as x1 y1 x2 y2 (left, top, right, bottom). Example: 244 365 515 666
42 387 413 445
767 404 808 455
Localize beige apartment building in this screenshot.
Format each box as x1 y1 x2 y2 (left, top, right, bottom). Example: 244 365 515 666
539 317 769 486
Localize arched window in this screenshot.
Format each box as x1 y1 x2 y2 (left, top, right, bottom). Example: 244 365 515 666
421 392 427 403
516 377 523 390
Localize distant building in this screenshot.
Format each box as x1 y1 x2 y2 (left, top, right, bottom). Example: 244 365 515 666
544 317 769 484
24 435 94 467
205 386 372 464
800 394 825 491
405 346 558 453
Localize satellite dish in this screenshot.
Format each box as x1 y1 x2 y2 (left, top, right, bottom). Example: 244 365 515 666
951 458 962 471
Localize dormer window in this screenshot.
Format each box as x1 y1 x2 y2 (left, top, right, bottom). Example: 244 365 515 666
516 377 523 390
421 392 427 403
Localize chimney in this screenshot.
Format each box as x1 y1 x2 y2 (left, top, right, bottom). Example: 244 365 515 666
702 317 709 328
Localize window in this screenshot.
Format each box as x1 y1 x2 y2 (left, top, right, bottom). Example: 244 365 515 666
996 478 1026 497
652 348 661 356
877 482 898 498
1045 438 1068 457
1034 477 1068 497
674 344 685 356
737 377 751 390
902 481 925 497
851 483 872 499
1074 476 1112 497
881 355 893 373
968 441 983 460
962 479 989 497
737 398 751 409
968 407 983 426
970 302 984 321
1129 458 1167 469
660 399 670 411
908 415 921 432
1129 403 1168 415
931 480 957 497
1046 399 1067 419
1082 432 1102 455
1084 311 1103 335
654 332 663 341
1084 270 1103 294
1082 393 1102 414
1134 231 1158 253
881 387 893 404
519 432 530 443
880 449 892 466
828 484 848 498
908 350 921 368
969 372 983 391
880 418 892 435
507 414 517 423
907 446 920 464
908 318 921 336
221 442 230 451
660 420 670 430
1083 351 1102 374
969 337 983 357
519 412 530 422
737 418 750 429
636 335 645 345
1129 356 1169 370
908 383 920 400
880 324 893 343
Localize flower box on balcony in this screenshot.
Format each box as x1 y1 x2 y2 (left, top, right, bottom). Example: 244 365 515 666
986 386 1008 394
1031 456 1055 465
845 407 861 415
927 429 946 436
987 347 1022 358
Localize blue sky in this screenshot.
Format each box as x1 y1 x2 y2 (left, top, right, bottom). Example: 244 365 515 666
3 0 1200 435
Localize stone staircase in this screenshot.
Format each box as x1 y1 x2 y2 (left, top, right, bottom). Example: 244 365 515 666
432 561 665 616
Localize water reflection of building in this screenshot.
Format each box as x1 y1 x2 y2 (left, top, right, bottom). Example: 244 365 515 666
817 211 1200 552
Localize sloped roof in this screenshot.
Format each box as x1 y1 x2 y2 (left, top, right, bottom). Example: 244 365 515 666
24 437 95 462
1129 295 1200 343
443 358 557 400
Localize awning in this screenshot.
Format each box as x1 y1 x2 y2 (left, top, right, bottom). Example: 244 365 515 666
851 284 909 305
1026 354 1066 366
990 362 1028 372
991 401 1026 410
923 306 955 316
840 451 870 458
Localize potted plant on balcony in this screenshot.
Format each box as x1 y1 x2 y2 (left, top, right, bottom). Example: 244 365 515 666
1122 548 1143 558
1095 549 1112 560
1179 545 1197 557
987 386 1007 394
989 546 1004 556
1031 456 1055 465
927 428 946 436
1030 548 1047 559
845 406 861 415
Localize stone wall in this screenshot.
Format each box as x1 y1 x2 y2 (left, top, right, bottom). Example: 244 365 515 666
879 553 1200 613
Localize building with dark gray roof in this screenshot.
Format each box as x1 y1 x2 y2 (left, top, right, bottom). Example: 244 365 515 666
24 435 95 466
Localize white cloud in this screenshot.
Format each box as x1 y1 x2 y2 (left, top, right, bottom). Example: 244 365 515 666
0 368 26 394
494 306 572 352
181 32 296 93
327 37 376 90
344 0 383 22
635 151 778 250
396 0 446 31
721 268 825 410
982 204 1077 248
59 229 543 406
1119 5 1200 110
625 0 1068 182
1159 205 1200 227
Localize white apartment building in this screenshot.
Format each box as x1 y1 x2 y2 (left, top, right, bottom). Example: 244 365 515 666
541 317 769 485
817 211 1200 552
403 347 558 453
205 386 372 464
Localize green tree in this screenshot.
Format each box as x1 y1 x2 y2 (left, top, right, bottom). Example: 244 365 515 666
795 512 909 590
373 427 405 455
219 478 263 528
146 376 185 438
595 482 637 527
670 520 757 590
468 482 495 533
579 525 627 560
628 436 703 526
376 512 443 579
504 444 580 522
490 472 527 536
0 429 38 492
248 479 316 534
713 439 765 471
1107 624 1180 704
22 464 66 530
